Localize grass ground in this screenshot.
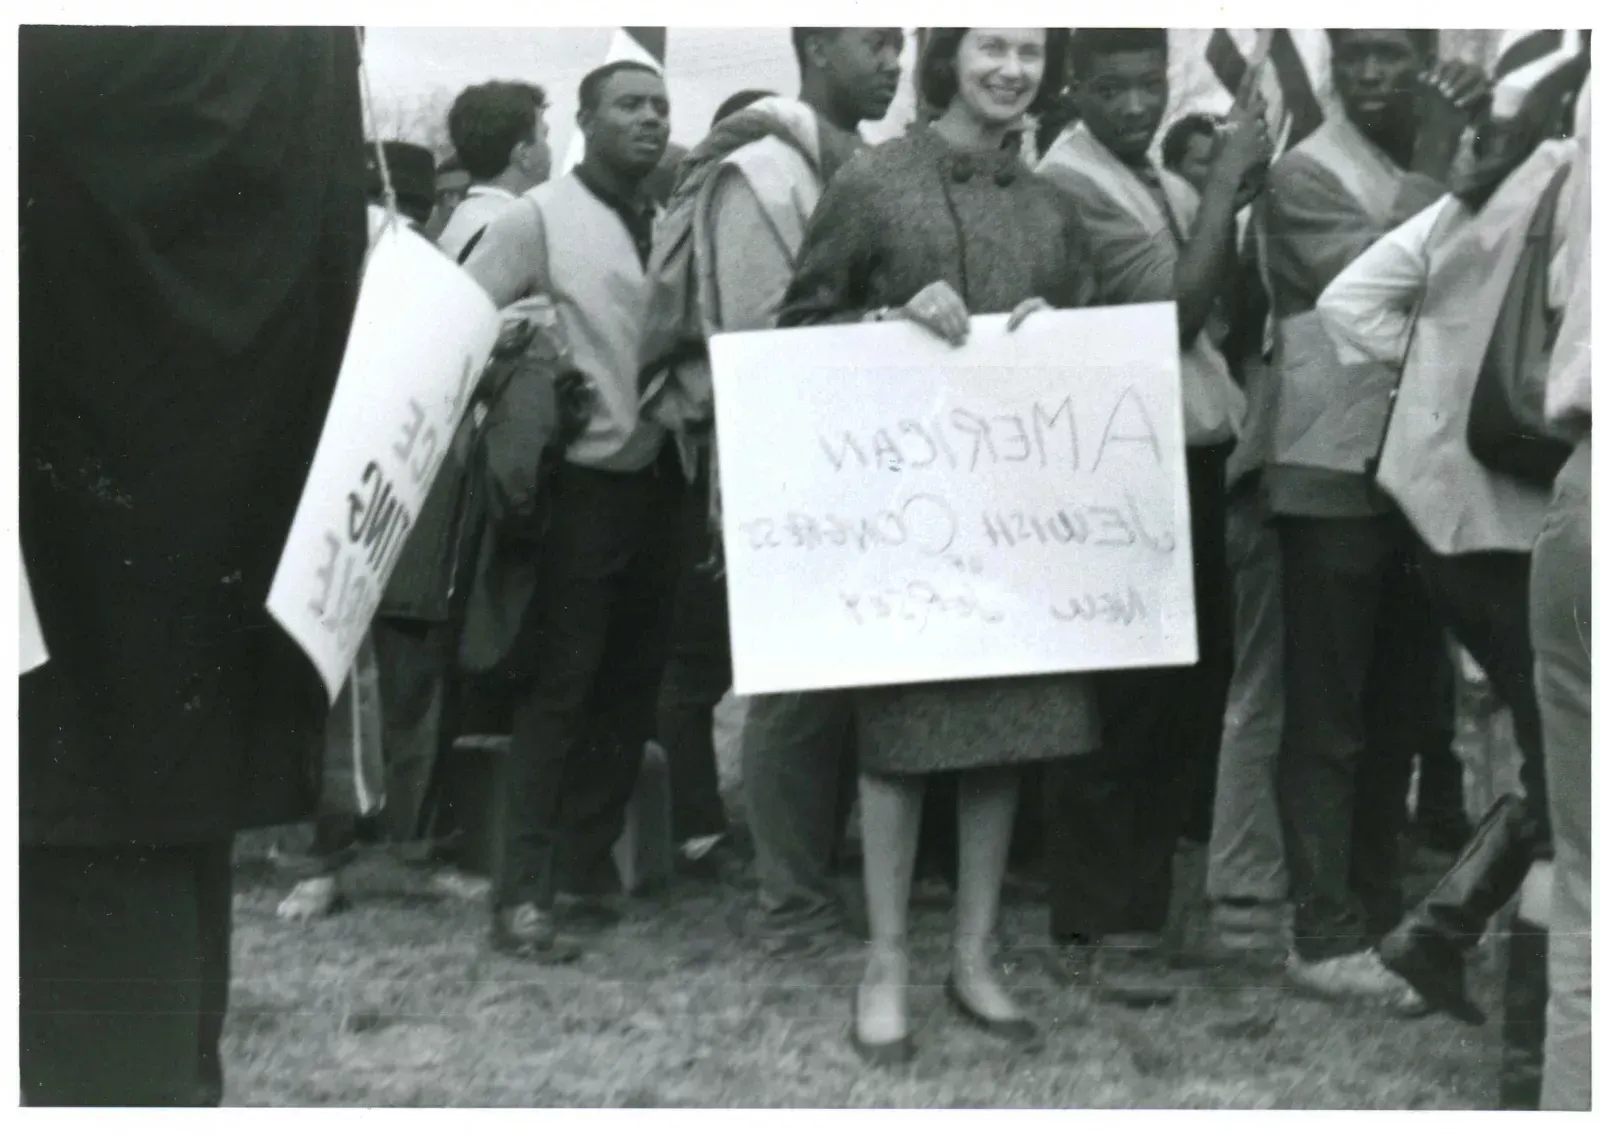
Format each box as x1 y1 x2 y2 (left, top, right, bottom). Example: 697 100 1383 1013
223 833 1502 1108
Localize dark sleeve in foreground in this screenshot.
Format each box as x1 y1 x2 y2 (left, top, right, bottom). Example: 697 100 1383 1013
18 27 370 845
778 158 885 328
1051 186 1102 310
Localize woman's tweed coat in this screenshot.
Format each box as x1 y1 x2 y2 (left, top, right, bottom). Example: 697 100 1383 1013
778 126 1103 775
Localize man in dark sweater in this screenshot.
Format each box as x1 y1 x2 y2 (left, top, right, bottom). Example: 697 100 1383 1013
18 27 365 1104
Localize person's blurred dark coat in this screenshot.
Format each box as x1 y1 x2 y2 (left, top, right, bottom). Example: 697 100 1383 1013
18 27 368 846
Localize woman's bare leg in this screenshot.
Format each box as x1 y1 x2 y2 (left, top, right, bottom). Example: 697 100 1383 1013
856 770 924 1044
952 765 1024 1020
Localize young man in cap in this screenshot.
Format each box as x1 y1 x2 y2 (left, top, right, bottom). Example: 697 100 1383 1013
365 139 439 231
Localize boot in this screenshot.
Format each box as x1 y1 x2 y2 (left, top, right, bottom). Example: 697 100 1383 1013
1378 795 1539 1024
1498 918 1547 1109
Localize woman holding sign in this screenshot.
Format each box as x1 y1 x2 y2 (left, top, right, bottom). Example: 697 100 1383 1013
780 27 1096 1065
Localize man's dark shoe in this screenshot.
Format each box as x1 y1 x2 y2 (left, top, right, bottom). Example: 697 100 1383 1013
734 901 845 960
1380 794 1536 1025
1377 925 1483 1024
1092 933 1180 1008
490 903 583 963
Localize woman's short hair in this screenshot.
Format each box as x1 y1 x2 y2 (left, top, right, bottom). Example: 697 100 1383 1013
918 28 1069 115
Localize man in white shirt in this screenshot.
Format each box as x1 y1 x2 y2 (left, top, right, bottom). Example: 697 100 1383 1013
437 81 552 263
1318 51 1586 1104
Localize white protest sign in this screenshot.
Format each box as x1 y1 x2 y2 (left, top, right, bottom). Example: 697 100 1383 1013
21 545 48 674
268 221 498 698
710 305 1196 696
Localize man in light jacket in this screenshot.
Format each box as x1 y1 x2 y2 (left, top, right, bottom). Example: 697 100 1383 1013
1318 43 1587 1104
643 27 906 954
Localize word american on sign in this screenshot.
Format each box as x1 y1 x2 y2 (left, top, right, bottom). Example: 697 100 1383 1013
708 305 1198 697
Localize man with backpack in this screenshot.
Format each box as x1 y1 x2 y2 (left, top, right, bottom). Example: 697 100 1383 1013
638 28 906 953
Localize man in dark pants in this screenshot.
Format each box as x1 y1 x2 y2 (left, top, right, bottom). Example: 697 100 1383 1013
1035 28 1264 1003
1254 30 1487 1008
656 496 738 873
464 61 678 960
647 28 906 951
18 27 365 1104
1414 645 1470 854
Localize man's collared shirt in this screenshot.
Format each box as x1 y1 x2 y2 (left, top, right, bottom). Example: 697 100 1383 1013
574 164 656 268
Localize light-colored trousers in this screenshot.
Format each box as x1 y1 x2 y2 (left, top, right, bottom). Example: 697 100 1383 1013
1530 439 1591 1112
1206 481 1290 906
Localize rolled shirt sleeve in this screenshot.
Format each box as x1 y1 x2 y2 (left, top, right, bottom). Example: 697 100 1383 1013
1316 197 1447 367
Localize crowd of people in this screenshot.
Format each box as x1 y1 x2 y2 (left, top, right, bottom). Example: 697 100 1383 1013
17 26 1590 1110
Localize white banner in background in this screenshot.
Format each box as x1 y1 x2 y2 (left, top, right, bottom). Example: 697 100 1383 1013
21 546 48 674
709 305 1197 697
268 221 498 699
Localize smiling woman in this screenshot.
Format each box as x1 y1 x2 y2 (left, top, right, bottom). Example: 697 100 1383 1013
775 25 1099 1070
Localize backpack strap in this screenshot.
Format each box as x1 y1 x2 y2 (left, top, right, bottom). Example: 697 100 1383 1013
456 225 487 266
